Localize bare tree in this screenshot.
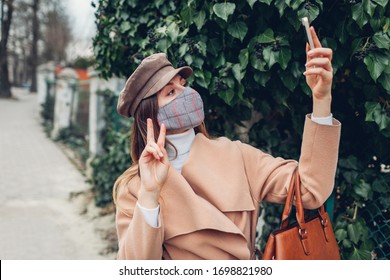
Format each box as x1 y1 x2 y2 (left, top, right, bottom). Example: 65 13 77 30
29 0 38 93
0 0 14 98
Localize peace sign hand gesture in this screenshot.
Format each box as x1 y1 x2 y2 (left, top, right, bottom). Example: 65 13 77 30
138 118 169 208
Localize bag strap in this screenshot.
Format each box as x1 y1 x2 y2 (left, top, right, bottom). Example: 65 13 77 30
279 166 310 254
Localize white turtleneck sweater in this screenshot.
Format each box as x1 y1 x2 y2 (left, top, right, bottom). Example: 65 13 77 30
137 114 333 227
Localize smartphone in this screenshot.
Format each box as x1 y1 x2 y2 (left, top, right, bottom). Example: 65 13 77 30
301 17 315 49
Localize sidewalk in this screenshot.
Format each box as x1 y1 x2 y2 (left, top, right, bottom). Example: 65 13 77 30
0 88 115 259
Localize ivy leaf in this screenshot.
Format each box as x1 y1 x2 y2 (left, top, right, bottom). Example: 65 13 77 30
239 48 249 70
349 248 372 260
365 101 390 131
232 63 245 83
213 2 236 22
258 28 275 43
247 0 258 9
250 54 266 71
278 48 292 70
372 0 389 7
378 73 390 91
347 223 361 244
354 179 373 200
254 71 271 86
259 0 272 5
120 22 131 32
263 47 276 68
363 0 377 17
207 38 222 56
181 5 194 26
227 21 248 42
335 228 348 241
291 0 305 10
352 3 368 29
297 3 320 21
364 54 386 81
275 0 290 17
372 32 390 49
219 88 235 105
194 10 206 31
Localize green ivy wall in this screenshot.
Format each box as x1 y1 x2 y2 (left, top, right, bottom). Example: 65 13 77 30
92 0 390 259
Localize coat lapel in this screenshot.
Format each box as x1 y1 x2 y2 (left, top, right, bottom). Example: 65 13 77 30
160 133 255 241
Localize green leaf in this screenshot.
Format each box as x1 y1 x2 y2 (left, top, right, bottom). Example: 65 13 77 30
335 21 348 44
219 88 235 105
247 0 258 9
250 54 266 71
349 248 372 260
207 38 222 56
254 71 271 86
120 21 131 32
354 179 373 200
232 63 245 82
335 229 348 241
227 21 248 42
278 48 292 70
352 3 368 29
259 0 272 5
167 22 179 41
372 33 390 49
181 6 194 26
193 10 206 31
263 47 276 68
372 0 389 7
362 0 377 17
239 49 249 70
258 28 275 43
378 73 390 91
290 0 305 10
297 3 320 21
347 223 361 244
275 0 290 17
364 54 386 81
213 2 236 22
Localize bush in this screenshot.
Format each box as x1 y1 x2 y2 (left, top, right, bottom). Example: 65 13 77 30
93 0 390 259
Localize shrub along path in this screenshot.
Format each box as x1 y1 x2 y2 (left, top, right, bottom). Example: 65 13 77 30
0 88 113 259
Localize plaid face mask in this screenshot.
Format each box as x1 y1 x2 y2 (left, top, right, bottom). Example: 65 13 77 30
157 87 204 131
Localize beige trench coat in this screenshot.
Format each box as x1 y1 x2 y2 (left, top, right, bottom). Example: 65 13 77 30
115 115 341 259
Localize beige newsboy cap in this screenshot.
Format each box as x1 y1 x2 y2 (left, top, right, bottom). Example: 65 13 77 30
117 53 193 117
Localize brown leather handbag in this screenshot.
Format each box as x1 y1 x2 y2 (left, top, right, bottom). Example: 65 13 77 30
262 168 340 260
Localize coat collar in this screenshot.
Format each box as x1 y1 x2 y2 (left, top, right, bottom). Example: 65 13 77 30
160 133 255 241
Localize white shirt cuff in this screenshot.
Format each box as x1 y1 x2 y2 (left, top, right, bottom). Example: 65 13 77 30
136 202 160 228
311 113 333 126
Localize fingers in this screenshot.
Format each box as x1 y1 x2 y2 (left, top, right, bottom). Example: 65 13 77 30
305 57 333 72
310 27 322 49
146 118 155 143
157 123 166 148
303 66 333 81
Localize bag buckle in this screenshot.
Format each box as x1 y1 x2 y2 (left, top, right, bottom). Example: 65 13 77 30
298 228 308 240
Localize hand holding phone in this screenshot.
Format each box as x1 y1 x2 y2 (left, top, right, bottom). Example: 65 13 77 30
301 17 315 50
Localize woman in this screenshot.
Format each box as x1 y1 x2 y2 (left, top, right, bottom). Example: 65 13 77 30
114 27 341 260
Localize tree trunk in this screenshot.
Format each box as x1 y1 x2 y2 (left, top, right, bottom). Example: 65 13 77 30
0 0 14 98
29 0 39 93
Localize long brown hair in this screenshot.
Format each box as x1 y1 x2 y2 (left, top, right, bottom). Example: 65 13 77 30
113 94 209 204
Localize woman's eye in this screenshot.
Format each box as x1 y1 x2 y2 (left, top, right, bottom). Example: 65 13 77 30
167 90 175 96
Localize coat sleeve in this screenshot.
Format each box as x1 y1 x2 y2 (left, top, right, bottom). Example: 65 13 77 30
115 177 164 260
236 115 341 209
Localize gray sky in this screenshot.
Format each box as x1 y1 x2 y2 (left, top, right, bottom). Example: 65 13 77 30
65 0 96 60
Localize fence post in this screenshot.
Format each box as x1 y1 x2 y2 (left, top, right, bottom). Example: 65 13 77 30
86 68 125 179
37 62 55 107
51 68 79 139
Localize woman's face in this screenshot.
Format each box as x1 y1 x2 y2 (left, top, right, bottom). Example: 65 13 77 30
156 74 187 107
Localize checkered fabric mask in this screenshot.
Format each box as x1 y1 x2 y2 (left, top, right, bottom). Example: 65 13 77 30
157 87 204 131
